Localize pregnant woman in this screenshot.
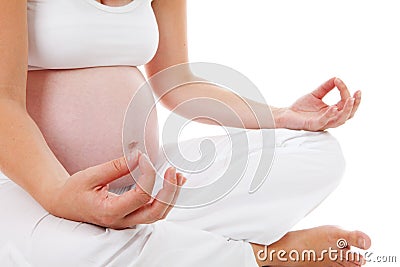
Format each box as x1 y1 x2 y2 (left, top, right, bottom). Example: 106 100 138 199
0 0 370 266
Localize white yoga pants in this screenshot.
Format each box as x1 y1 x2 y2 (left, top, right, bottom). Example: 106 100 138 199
0 129 345 267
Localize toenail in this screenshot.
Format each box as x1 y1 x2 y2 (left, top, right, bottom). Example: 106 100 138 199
358 238 366 249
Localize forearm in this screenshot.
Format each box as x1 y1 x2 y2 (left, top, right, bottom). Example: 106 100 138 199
0 99 69 211
159 80 285 129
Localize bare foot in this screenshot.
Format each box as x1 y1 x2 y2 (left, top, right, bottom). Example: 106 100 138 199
251 225 371 267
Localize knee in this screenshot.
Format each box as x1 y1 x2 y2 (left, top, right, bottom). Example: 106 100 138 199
311 131 346 188
252 129 346 188
276 129 346 187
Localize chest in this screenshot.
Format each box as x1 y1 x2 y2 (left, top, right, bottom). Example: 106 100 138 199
27 0 159 69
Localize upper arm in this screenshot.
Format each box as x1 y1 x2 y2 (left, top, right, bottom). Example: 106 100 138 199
0 0 28 105
144 0 188 78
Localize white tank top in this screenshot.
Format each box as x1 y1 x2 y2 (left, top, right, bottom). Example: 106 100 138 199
27 0 159 70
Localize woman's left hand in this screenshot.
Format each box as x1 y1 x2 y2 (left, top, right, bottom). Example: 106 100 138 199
276 77 362 131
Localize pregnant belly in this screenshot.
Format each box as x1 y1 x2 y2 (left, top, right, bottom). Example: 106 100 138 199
26 66 159 188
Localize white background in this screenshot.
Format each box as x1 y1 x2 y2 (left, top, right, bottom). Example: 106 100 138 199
159 0 400 265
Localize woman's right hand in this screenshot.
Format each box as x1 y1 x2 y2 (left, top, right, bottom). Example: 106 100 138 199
48 150 185 229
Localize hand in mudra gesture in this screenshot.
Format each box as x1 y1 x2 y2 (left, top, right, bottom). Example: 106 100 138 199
49 150 186 229
278 77 361 131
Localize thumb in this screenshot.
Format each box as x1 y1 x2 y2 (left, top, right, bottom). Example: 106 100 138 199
85 149 140 187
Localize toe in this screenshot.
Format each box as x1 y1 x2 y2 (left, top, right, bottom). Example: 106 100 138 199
342 261 361 267
353 254 366 266
336 249 362 267
346 251 365 266
346 230 372 250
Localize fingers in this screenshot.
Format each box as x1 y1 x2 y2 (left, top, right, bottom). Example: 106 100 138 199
134 153 157 196
85 149 140 188
97 167 186 229
312 77 336 99
162 172 186 219
334 78 352 106
96 153 160 225
103 184 154 219
306 106 339 131
324 97 355 129
314 78 361 130
312 77 353 109
122 168 186 226
126 148 141 171
108 153 157 217
142 167 178 221
348 90 362 119
79 151 187 229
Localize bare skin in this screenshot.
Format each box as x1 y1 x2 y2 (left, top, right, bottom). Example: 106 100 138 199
26 67 159 190
0 0 370 266
96 0 133 6
251 226 371 267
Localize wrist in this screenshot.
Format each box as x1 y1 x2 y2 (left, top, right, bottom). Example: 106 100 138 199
35 174 69 215
271 107 288 129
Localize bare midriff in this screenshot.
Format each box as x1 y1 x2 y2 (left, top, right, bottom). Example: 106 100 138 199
95 0 133 7
26 66 159 188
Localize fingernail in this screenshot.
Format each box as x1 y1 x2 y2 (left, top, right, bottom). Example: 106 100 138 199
358 238 366 249
171 167 176 177
336 78 342 83
131 149 139 159
176 172 183 185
